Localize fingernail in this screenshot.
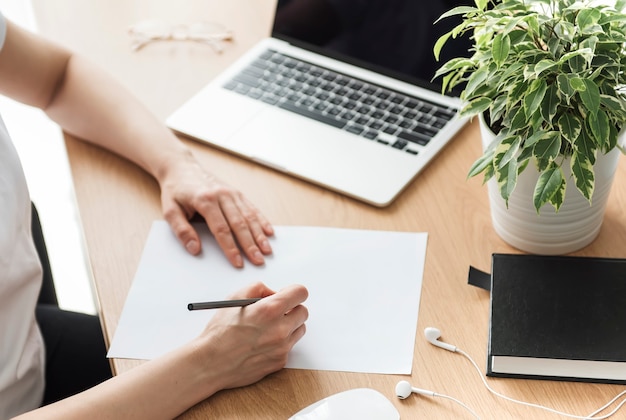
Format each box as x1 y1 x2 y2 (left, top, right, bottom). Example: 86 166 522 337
186 240 199 254
254 251 264 264
234 255 244 268
260 239 272 254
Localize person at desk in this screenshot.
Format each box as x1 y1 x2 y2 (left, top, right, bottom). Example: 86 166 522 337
0 11 309 420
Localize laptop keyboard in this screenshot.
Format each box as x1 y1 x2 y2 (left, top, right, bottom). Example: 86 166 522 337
222 49 458 156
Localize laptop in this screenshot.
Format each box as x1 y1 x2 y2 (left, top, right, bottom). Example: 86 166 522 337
166 1 469 207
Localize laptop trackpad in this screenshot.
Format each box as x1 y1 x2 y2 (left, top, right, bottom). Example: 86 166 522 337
231 107 360 174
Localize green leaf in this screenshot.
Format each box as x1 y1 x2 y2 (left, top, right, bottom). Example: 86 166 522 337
540 84 559 122
433 32 452 62
569 77 586 91
460 97 492 117
433 57 475 79
534 132 562 171
495 159 518 205
510 105 527 128
607 124 619 152
495 135 521 169
534 59 557 75
524 129 554 148
490 95 508 122
492 33 511 67
440 72 455 95
579 36 598 58
578 79 601 115
573 128 597 165
588 109 610 149
566 54 589 73
571 151 595 202
559 48 594 67
518 144 534 163
503 16 525 34
526 15 540 36
600 94 626 114
468 148 495 178
464 66 490 97
533 164 565 212
474 0 488 11
482 163 495 184
557 113 582 144
557 74 575 101
576 9 601 32
524 79 548 121
549 176 567 212
434 6 478 23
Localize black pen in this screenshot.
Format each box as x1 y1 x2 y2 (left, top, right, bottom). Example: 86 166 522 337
187 298 262 311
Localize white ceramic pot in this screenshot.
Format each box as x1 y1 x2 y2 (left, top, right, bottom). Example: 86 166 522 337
479 114 622 255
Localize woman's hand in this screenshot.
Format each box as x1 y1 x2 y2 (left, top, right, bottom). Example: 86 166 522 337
158 151 274 267
195 282 309 392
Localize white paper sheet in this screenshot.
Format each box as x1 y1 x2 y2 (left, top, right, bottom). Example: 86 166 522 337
107 222 427 374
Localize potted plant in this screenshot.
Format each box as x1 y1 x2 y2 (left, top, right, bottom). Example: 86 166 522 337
433 0 626 254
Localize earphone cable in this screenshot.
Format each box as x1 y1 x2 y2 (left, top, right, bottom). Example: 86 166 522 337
434 391 481 419
456 348 626 420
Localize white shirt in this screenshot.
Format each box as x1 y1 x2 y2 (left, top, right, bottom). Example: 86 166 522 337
0 12 46 418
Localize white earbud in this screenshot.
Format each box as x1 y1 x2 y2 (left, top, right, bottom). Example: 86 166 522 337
395 380 436 399
424 327 457 352
395 379 481 418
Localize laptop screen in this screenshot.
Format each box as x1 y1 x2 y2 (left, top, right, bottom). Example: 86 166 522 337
272 0 471 93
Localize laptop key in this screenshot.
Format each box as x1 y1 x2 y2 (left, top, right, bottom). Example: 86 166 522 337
363 130 378 140
399 119 415 129
404 110 418 119
405 99 419 108
363 86 377 95
391 95 405 104
392 139 408 150
362 97 377 105
259 50 274 60
418 115 433 125
344 101 357 110
355 116 369 126
412 124 438 138
434 109 456 120
433 119 447 129
368 121 383 131
371 110 385 120
246 90 263 100
242 66 265 78
261 94 279 105
345 124 365 135
382 125 398 135
235 84 251 95
223 80 238 90
398 130 430 146
278 101 345 129
327 106 341 116
314 102 328 112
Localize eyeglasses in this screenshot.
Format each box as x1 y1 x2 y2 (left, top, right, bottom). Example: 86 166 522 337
128 21 234 53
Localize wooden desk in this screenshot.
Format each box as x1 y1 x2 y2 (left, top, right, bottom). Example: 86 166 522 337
31 1 626 418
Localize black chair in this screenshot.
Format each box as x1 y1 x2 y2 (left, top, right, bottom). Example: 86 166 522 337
31 202 58 306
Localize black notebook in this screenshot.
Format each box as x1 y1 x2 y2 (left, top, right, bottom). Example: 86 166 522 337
486 253 626 384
